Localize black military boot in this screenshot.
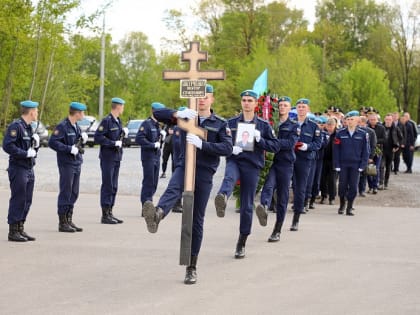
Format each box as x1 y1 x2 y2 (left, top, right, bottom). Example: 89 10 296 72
8 223 27 242
255 204 268 226
109 208 123 224
320 196 326 204
58 214 76 232
346 200 354 216
184 255 198 285
290 213 300 231
303 198 309 213
338 197 346 215
143 201 164 233
101 207 118 224
172 199 183 213
234 234 248 259
19 221 36 241
268 221 282 242
309 197 316 209
67 212 83 232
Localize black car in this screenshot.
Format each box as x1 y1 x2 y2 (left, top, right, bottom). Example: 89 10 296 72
123 119 144 147
31 121 49 147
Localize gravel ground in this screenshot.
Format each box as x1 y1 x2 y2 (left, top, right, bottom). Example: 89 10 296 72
1 147 419 208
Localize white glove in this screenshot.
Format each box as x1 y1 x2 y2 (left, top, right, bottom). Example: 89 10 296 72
115 140 122 148
335 168 341 172
70 145 79 155
298 143 308 151
154 141 160 149
254 130 261 142
160 130 167 142
81 132 88 144
186 133 203 149
26 148 37 158
32 134 40 148
358 168 363 172
177 108 197 120
232 146 243 155
122 127 129 138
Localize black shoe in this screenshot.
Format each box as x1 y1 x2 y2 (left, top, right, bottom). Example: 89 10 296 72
320 196 326 204
101 207 118 224
290 222 299 231
394 171 398 175
143 201 164 233
234 234 247 259
404 169 412 174
109 209 123 224
372 189 378 194
8 224 28 242
329 199 335 205
215 193 227 218
172 206 183 213
184 266 197 284
18 221 36 241
359 193 366 197
58 214 76 233
255 204 268 226
268 221 281 242
67 213 83 231
338 197 345 214
367 189 372 194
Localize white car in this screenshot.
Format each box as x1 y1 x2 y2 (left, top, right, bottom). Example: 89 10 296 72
415 125 420 150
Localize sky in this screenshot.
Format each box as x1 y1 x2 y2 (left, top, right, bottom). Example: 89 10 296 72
75 0 316 51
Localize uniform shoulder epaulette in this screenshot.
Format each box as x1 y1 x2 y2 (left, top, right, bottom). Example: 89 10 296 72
256 116 269 123
337 127 346 132
214 114 226 122
228 115 241 122
289 118 297 123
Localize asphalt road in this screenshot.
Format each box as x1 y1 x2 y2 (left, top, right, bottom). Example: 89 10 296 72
0 147 419 314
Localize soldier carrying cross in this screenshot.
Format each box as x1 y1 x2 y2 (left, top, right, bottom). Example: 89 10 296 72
142 42 232 285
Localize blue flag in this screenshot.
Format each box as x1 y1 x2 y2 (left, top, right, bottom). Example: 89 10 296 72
252 68 268 96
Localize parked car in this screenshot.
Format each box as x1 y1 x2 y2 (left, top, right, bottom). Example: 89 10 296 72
85 120 100 147
31 121 49 147
415 125 420 150
76 115 96 132
123 119 144 147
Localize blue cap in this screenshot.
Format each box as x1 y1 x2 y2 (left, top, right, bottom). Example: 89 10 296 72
151 102 165 110
206 84 214 93
307 113 317 122
70 102 87 111
345 110 360 118
296 98 310 105
278 96 291 103
289 108 297 120
20 100 39 108
240 89 258 99
178 106 187 111
112 97 125 105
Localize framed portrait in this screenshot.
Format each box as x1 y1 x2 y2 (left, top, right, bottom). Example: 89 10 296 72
235 122 255 151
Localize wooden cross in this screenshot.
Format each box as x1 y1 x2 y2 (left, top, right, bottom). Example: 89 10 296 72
163 41 225 265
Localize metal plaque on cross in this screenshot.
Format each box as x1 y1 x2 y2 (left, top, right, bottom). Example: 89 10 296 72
162 41 225 266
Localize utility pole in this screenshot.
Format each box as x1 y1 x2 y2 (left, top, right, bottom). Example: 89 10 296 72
99 13 105 119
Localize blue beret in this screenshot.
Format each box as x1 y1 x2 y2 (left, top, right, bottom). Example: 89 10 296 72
111 97 125 105
240 89 258 99
20 100 39 108
296 98 310 105
206 84 214 93
307 113 317 122
319 116 328 124
178 106 187 111
278 96 292 103
151 102 165 110
289 108 297 120
345 110 360 118
70 102 87 111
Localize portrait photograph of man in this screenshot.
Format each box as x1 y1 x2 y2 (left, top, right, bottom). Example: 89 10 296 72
235 123 255 151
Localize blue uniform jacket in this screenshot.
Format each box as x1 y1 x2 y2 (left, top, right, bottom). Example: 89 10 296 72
333 127 369 170
316 129 329 160
296 118 322 160
94 114 123 161
2 118 36 169
227 114 279 169
48 118 83 166
153 108 232 174
273 118 299 164
135 117 161 161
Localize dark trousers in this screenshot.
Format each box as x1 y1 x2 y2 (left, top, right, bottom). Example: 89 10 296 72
402 146 414 171
321 160 337 200
273 162 294 226
338 166 360 202
393 148 401 172
157 166 214 256
58 164 81 215
305 159 316 199
218 159 260 235
380 152 393 186
311 158 323 199
161 143 173 174
7 165 35 224
141 157 160 204
100 159 121 208
292 157 312 213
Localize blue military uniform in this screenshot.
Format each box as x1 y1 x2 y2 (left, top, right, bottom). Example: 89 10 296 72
2 100 39 242
94 97 125 224
48 102 86 232
136 102 165 205
145 107 232 256
333 111 369 215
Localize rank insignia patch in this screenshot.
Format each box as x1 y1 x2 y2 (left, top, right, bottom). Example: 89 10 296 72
140 126 144 131
315 129 321 136
98 126 104 132
54 129 59 136
10 130 17 137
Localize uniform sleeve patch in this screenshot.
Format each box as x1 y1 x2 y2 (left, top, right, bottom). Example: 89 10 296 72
98 126 104 131
226 127 231 136
54 129 60 136
140 126 144 131
10 129 17 137
315 129 321 136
